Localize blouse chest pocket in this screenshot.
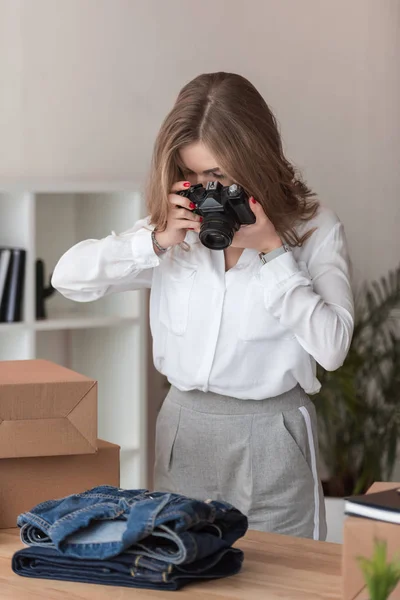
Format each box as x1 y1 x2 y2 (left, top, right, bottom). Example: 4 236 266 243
159 262 197 336
238 279 295 343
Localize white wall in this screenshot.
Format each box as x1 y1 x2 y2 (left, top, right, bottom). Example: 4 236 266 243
0 0 399 485
0 0 399 282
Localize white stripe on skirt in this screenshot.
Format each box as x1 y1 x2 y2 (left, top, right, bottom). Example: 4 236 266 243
298 405 320 541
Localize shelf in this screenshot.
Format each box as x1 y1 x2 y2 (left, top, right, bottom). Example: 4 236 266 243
34 313 139 331
0 189 147 488
0 314 139 332
0 323 27 332
120 445 140 454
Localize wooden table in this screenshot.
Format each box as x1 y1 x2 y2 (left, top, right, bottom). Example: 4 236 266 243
0 528 342 599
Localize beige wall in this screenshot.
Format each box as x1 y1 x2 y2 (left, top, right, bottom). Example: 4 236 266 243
0 0 399 282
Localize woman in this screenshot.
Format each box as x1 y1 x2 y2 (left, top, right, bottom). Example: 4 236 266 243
52 72 354 540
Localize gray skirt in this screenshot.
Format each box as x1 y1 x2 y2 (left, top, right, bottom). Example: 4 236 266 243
154 385 327 541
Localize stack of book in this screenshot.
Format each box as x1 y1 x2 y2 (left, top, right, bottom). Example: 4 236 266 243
0 247 26 322
342 482 400 600
345 487 400 524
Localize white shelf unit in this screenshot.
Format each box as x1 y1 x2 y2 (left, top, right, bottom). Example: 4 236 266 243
0 185 148 490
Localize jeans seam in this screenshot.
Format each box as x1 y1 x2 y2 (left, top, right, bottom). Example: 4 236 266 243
48 505 126 534
156 509 191 524
20 514 51 531
144 494 172 537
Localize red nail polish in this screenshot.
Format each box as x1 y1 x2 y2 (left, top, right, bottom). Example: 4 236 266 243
188 228 194 230
251 197 257 204
183 182 191 188
189 202 195 209
199 217 203 222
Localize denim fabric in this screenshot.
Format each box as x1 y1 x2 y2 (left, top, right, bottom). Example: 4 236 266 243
12 544 244 591
17 486 248 561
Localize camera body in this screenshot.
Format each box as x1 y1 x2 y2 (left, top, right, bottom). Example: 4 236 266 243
178 181 255 250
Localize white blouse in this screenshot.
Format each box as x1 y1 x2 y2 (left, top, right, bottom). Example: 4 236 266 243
51 205 354 400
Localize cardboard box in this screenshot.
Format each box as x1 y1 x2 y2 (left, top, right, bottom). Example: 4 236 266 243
0 439 120 529
343 481 400 600
0 359 97 458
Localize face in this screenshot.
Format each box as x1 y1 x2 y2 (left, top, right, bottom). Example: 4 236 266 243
179 142 233 187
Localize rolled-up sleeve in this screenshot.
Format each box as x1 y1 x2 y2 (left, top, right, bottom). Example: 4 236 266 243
51 218 159 302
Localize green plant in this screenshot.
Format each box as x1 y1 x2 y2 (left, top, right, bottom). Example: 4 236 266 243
358 539 400 600
315 264 400 497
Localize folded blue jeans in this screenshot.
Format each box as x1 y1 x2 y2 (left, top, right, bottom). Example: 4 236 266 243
17 486 248 562
12 544 244 591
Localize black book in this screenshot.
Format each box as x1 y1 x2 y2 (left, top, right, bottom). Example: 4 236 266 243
345 487 400 524
0 248 12 309
0 247 26 323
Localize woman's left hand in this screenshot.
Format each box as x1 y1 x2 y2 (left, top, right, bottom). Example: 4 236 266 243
231 198 283 253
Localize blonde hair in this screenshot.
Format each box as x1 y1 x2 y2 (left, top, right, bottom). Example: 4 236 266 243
146 72 318 246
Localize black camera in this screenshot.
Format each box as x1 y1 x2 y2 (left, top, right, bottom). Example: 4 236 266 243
177 181 255 250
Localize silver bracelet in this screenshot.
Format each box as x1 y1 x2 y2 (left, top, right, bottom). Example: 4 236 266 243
151 230 170 254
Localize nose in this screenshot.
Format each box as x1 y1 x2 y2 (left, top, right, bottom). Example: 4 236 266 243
196 174 212 187
185 174 209 187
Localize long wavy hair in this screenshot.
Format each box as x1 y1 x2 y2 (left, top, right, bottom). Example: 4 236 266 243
146 72 319 246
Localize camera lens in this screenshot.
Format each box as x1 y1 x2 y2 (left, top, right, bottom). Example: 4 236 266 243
199 214 237 250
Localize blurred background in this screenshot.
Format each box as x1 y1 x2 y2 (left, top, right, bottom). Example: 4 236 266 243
0 0 399 543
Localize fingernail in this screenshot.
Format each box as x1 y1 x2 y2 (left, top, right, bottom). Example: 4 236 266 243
183 182 191 188
250 197 257 204
199 216 203 222
189 202 195 209
188 228 194 230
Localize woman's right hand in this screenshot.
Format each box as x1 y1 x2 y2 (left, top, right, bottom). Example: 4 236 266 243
153 181 202 249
